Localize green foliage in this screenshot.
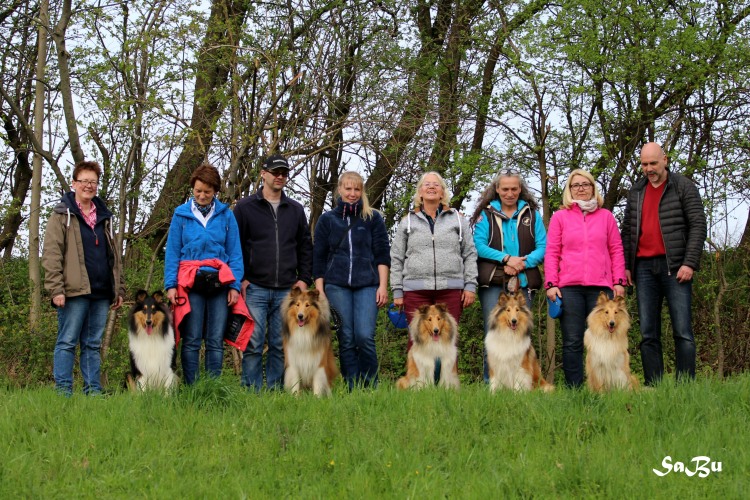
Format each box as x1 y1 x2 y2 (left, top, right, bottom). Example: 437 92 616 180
0 376 748 496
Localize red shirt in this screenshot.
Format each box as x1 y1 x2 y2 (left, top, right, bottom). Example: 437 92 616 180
637 182 667 257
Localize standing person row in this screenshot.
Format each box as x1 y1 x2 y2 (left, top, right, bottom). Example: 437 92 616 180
622 142 707 385
313 172 391 390
234 155 313 392
42 160 126 396
165 163 245 385
544 168 626 388
471 169 547 383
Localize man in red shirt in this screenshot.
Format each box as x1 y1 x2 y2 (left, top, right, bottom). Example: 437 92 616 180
621 143 707 385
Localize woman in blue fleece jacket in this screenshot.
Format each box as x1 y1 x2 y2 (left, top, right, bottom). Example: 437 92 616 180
313 172 390 390
470 168 547 383
164 163 244 384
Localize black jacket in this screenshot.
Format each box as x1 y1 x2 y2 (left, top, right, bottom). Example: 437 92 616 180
621 170 707 273
233 188 313 288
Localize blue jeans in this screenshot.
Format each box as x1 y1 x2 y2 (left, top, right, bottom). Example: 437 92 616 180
181 289 228 384
479 286 534 383
325 284 379 390
559 286 612 388
54 296 111 395
242 284 288 391
635 256 696 385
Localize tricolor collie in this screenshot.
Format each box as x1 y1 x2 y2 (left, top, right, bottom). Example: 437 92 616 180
126 290 178 391
584 293 639 392
281 287 339 397
485 291 553 393
396 304 460 390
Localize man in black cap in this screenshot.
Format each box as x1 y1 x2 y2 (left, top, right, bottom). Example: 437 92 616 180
234 154 313 391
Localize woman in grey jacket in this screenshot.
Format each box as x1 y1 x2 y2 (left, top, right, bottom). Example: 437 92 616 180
390 171 478 327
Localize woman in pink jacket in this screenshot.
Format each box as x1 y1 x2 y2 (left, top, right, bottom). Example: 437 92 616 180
544 169 626 388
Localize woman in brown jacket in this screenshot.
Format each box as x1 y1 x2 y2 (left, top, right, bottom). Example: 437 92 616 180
42 161 125 396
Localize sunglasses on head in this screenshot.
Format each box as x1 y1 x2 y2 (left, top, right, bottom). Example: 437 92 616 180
499 168 519 176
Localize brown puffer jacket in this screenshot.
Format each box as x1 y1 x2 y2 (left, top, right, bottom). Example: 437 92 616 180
42 197 125 303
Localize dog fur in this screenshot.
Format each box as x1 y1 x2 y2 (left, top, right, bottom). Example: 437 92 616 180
396 303 460 390
584 292 639 392
126 290 178 391
485 291 553 393
281 287 339 396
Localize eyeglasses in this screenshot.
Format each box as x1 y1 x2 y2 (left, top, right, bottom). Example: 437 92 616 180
570 182 593 190
422 182 442 188
267 170 289 178
499 168 519 176
75 179 98 187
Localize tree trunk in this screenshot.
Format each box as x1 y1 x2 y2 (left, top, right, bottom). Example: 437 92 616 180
28 0 48 332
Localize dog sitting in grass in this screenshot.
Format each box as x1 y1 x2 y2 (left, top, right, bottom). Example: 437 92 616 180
281 287 339 397
126 290 178 392
485 291 553 393
396 304 460 390
584 292 639 392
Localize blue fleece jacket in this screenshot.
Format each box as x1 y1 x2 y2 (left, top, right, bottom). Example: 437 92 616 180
164 198 243 291
313 199 390 288
473 199 547 288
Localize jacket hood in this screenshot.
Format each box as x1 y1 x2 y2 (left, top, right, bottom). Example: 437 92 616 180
489 199 528 218
333 198 363 218
53 191 113 220
174 197 230 218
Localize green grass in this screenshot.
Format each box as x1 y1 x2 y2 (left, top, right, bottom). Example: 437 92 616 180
1 375 748 498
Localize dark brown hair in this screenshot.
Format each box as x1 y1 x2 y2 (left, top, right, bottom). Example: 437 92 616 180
190 163 221 192
72 160 102 181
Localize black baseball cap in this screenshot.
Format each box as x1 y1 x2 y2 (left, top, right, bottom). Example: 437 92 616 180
262 154 290 172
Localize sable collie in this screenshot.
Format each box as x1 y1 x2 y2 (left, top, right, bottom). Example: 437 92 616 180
126 290 178 392
281 287 338 397
396 304 460 390
485 291 553 393
584 292 639 392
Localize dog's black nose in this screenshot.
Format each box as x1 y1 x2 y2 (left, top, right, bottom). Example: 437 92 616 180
433 328 439 334
609 321 615 327
511 319 517 325
298 313 304 320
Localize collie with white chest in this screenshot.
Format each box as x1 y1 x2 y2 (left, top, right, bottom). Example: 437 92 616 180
126 290 178 392
281 287 339 397
396 303 460 390
584 292 639 392
485 291 553 393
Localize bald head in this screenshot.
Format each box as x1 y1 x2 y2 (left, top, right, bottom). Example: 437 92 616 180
640 142 668 187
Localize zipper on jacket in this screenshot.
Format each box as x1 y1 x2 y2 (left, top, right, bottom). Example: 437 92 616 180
347 215 353 286
266 202 280 286
657 182 672 275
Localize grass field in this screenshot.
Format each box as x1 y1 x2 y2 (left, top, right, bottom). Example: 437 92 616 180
1 375 748 498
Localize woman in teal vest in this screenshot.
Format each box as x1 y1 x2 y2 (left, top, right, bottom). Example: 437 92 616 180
471 168 547 383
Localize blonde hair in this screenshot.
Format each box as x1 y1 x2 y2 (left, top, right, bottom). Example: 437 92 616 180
338 171 374 219
412 171 451 211
561 168 604 209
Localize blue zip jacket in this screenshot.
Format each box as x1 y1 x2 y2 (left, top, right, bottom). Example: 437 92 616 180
313 199 390 288
164 198 243 291
473 199 547 288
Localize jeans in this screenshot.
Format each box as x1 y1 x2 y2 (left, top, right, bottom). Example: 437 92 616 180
181 289 228 384
325 284 379 390
241 284 288 391
53 296 111 395
559 286 612 388
479 286 534 383
635 256 696 385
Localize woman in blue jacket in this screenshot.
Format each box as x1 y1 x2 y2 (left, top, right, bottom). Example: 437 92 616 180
313 171 390 390
471 168 547 382
165 163 244 384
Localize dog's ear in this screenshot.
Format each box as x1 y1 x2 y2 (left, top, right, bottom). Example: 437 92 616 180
307 288 319 300
614 295 627 307
289 287 302 298
417 304 430 315
435 303 448 314
515 289 525 301
496 293 509 308
596 291 609 305
135 289 148 303
152 291 164 303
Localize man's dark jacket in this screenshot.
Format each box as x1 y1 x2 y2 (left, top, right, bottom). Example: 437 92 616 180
621 170 707 273
234 188 313 288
